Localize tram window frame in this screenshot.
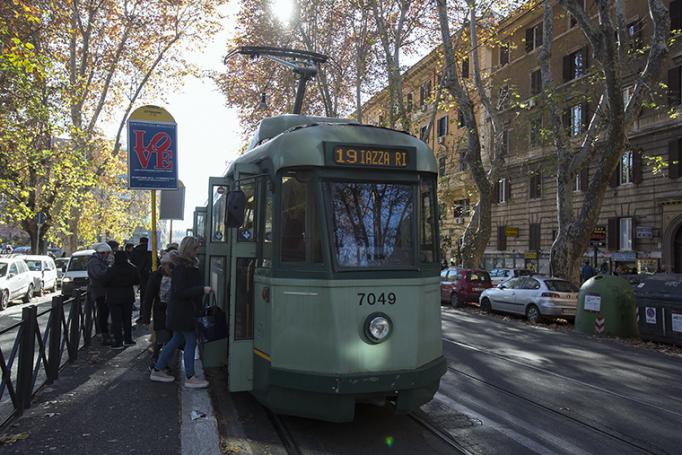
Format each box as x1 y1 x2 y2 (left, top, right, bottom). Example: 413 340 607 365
236 179 258 243
419 176 438 263
323 178 418 270
257 177 273 268
210 187 226 243
279 170 323 264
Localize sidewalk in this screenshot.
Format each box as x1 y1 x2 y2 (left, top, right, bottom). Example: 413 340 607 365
0 326 220 455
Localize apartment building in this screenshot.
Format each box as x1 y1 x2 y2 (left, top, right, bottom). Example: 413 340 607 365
362 48 482 263
485 0 682 274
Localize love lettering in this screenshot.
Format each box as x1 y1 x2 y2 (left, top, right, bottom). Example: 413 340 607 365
133 130 174 170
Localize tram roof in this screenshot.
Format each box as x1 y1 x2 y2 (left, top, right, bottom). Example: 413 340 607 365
230 115 437 175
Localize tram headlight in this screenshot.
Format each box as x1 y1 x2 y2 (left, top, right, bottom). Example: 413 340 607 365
365 313 392 343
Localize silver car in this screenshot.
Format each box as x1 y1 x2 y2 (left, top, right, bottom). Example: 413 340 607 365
479 275 579 323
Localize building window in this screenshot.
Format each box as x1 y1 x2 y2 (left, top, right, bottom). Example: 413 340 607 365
530 69 542 96
438 156 446 176
461 57 470 78
525 23 543 53
627 19 644 50
459 151 468 171
568 0 585 28
669 66 682 106
453 199 471 218
623 85 633 109
620 150 633 184
437 115 448 137
419 80 432 107
457 110 465 127
563 47 587 82
530 116 542 147
564 104 587 137
619 217 633 251
672 0 682 31
529 173 542 199
500 43 509 66
497 178 508 203
420 125 428 142
406 93 413 112
502 129 509 155
529 223 541 251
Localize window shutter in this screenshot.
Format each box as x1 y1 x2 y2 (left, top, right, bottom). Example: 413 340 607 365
582 103 590 132
505 178 512 201
632 150 643 184
535 22 543 48
529 223 541 251
563 54 572 82
461 58 469 78
671 0 682 31
494 180 501 203
580 166 589 192
668 67 681 106
607 218 619 251
529 176 535 199
670 139 681 179
609 162 620 187
526 28 534 52
631 217 637 250
562 109 571 130
498 225 507 251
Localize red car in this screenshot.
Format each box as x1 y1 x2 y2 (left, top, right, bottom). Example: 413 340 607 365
440 267 493 307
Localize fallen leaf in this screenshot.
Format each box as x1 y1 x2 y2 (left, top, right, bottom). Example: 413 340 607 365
0 432 30 445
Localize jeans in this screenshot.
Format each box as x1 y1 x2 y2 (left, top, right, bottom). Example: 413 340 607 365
110 302 133 343
95 296 109 335
154 330 197 378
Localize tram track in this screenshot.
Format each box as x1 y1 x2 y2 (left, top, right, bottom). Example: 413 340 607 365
408 411 475 455
441 336 675 455
264 408 304 455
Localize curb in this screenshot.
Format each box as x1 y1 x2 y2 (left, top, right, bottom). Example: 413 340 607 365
180 348 221 455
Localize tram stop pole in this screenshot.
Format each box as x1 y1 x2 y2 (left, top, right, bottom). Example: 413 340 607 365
151 190 158 272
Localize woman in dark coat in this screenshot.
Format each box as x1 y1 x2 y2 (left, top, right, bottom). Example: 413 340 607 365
105 250 140 348
150 237 211 388
141 251 175 365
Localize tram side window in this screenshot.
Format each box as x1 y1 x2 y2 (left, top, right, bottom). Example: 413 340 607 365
211 187 226 242
195 212 206 244
259 179 273 267
281 171 322 263
238 181 256 242
420 177 437 263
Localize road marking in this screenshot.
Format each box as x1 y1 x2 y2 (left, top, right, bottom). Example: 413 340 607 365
442 336 682 419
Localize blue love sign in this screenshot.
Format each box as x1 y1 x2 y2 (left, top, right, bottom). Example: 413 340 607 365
127 106 178 190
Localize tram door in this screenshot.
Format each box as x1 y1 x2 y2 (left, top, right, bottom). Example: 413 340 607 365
227 164 259 391
204 178 230 367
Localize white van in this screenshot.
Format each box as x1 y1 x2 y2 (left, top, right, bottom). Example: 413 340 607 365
61 249 95 298
22 255 58 295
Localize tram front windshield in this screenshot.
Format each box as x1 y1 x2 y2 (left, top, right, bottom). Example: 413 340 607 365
326 181 414 268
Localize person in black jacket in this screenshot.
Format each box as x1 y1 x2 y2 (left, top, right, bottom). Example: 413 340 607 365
141 251 175 365
150 236 211 388
106 251 140 349
131 237 152 304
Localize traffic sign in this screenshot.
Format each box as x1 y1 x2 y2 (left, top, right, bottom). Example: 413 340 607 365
590 225 606 247
127 105 178 190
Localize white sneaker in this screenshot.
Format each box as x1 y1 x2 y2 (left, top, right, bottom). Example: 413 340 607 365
185 376 209 389
150 369 175 383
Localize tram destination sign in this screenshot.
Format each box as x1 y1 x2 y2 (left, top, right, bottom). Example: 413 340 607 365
325 143 415 170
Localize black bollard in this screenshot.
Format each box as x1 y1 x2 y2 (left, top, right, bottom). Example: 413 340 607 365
17 305 37 414
47 296 64 384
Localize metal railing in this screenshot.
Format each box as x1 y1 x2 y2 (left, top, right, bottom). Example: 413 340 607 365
0 289 96 428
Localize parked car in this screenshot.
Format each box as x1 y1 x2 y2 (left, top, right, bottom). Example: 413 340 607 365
479 275 579 323
489 268 534 285
0 257 34 310
55 257 70 288
440 267 493 307
21 255 58 295
61 250 94 298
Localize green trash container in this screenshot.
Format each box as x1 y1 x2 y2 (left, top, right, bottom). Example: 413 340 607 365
576 274 639 338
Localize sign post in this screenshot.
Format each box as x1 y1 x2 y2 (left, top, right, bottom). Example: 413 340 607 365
127 105 177 272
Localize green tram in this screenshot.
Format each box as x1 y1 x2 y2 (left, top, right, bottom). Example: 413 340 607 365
193 114 447 422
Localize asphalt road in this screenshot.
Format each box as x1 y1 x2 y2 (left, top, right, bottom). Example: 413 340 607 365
435 307 682 454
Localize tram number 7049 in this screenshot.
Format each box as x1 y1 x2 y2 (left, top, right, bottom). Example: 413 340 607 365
357 292 396 306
